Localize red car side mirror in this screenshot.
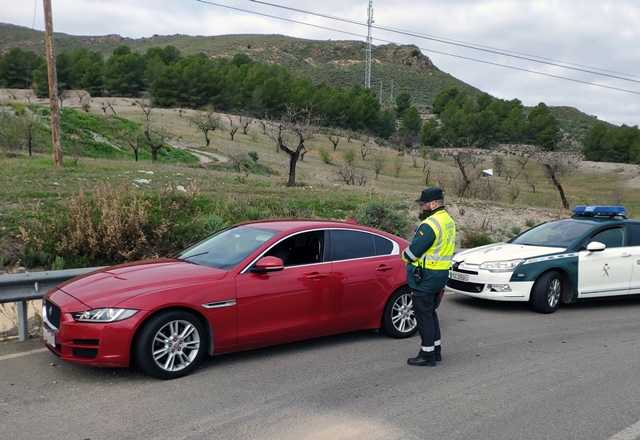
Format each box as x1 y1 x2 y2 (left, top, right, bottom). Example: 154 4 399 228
250 256 285 273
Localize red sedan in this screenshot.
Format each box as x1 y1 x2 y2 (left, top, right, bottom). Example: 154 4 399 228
41 219 416 379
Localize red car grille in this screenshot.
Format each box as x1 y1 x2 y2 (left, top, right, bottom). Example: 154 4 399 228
72 348 98 359
43 299 61 329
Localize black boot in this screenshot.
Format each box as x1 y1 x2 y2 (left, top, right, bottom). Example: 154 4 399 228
407 350 436 367
435 346 442 362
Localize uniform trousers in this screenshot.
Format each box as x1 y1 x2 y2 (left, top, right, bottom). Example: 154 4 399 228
412 290 441 351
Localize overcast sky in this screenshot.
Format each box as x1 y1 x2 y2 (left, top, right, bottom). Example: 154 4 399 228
2 0 639 127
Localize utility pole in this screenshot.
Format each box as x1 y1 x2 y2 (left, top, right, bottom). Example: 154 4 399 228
365 0 373 89
43 0 63 167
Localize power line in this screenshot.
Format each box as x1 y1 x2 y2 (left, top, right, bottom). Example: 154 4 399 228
196 0 640 96
246 0 640 86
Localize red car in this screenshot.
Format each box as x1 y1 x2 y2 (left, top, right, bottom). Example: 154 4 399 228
41 219 416 379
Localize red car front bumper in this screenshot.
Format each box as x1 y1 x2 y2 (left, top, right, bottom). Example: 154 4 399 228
41 289 145 368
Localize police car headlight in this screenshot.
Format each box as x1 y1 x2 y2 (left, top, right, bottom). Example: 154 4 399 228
480 259 524 272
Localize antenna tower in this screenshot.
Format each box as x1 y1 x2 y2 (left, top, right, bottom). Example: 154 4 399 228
365 0 373 89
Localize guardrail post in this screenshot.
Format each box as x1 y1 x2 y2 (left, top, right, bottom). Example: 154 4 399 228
17 300 29 341
1 267 103 341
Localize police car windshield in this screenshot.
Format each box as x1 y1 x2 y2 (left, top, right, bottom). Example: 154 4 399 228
509 219 593 248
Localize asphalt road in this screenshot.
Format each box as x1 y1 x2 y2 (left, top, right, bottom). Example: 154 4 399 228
2 294 640 440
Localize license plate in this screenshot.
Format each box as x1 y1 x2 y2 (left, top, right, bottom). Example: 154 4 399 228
450 271 469 282
42 325 56 347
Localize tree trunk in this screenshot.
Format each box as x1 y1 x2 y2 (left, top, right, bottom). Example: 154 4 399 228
544 164 570 210
551 174 569 209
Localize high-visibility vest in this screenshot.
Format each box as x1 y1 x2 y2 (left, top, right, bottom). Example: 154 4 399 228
410 209 456 270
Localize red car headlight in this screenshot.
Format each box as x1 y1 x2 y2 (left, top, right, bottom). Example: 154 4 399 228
71 308 139 323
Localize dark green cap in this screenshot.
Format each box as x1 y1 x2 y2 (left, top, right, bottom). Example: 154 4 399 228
415 187 443 203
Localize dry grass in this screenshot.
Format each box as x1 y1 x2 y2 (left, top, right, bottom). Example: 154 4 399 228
2 94 640 274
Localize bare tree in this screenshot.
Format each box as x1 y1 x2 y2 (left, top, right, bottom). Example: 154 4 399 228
327 133 340 151
143 121 167 162
508 184 521 203
524 173 538 193
119 129 145 162
479 176 499 202
136 99 154 122
393 156 403 178
224 147 247 172
99 101 117 115
337 162 367 186
537 151 582 209
135 100 166 162
516 155 530 170
74 90 89 105
188 105 221 147
226 115 239 141
423 168 432 186
372 153 385 179
441 135 485 197
239 115 253 135
420 146 431 173
266 105 320 187
22 110 41 156
360 135 373 160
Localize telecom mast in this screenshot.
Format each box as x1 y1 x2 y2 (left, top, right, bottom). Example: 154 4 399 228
365 0 373 89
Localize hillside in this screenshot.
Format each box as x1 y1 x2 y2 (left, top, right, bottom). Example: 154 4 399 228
0 22 606 140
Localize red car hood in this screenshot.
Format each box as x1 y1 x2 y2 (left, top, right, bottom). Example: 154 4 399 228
56 259 228 308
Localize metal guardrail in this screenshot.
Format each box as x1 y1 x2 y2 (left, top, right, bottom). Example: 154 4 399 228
1 250 467 342
0 267 101 341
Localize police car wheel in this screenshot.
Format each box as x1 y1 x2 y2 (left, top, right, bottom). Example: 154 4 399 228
381 287 418 338
530 270 562 314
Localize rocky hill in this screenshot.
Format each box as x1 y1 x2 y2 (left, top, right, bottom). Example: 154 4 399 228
0 22 607 141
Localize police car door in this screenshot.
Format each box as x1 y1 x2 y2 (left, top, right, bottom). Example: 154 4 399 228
628 224 640 295
577 226 632 298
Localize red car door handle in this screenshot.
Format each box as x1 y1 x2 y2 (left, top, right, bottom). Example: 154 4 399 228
375 266 393 272
307 273 328 280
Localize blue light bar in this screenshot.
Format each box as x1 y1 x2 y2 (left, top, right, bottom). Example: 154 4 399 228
572 206 627 218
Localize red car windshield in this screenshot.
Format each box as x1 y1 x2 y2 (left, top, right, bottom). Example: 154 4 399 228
174 225 278 270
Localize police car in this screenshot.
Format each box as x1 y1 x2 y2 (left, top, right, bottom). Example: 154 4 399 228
446 206 640 313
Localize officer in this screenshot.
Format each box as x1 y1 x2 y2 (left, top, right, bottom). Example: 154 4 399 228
403 187 456 367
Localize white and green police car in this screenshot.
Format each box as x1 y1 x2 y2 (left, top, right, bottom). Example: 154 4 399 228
446 206 640 313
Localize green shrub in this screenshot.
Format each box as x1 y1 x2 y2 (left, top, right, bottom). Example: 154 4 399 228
525 218 535 227
356 200 411 237
342 148 356 165
460 230 493 248
511 226 521 236
248 151 259 162
318 147 333 165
